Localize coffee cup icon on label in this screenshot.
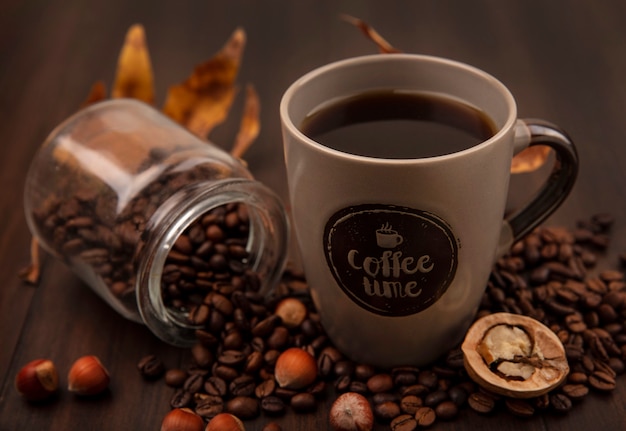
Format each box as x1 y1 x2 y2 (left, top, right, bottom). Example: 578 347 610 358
376 223 404 248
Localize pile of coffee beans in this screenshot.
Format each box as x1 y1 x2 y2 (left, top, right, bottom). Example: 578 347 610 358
142 214 625 430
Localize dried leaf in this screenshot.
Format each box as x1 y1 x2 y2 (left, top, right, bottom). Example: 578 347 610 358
111 24 155 103
18 237 42 285
341 14 401 53
231 84 261 159
162 27 246 138
511 146 552 174
81 80 107 107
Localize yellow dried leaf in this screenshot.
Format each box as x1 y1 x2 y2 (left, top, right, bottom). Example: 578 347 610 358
341 14 401 53
231 84 261 159
111 24 155 103
81 80 107 107
511 146 552 174
162 27 246 138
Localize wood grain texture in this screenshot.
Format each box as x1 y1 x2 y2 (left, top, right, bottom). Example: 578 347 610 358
1 1 626 430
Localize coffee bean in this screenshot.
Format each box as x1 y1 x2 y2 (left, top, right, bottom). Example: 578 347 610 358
195 394 224 420
354 364 376 381
603 290 626 310
310 335 328 353
550 393 572 413
222 330 244 351
448 386 469 407
588 371 617 391
229 375 256 397
291 392 317 413
183 373 204 394
195 329 219 347
468 392 495 414
334 375 351 393
400 395 423 414
226 396 260 419
267 326 290 350
317 352 335 378
424 390 448 407
274 387 298 400
367 374 393 393
334 360 355 378
164 369 188 388
205 376 228 397
263 349 281 368
307 380 326 398
242 350 263 374
255 379 276 399
435 400 458 420
170 388 193 409
392 366 419 386
191 343 213 368
390 414 418 431
565 313 587 333
252 315 280 337
432 365 456 379
218 350 247 367
565 343 584 361
402 384 429 397
372 392 397 405
137 354 165 380
260 396 286 416
348 381 368 395
374 401 401 422
213 365 239 381
561 384 589 400
414 406 436 427
567 372 588 384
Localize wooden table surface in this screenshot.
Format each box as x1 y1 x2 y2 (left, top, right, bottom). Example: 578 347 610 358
2 1 626 430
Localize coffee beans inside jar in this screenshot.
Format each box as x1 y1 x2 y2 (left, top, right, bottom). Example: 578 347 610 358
146 213 625 429
24 99 289 344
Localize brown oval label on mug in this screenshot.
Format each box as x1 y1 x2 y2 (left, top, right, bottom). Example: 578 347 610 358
324 204 458 316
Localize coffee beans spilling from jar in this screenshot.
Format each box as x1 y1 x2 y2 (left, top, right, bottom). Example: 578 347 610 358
159 201 260 320
148 214 625 429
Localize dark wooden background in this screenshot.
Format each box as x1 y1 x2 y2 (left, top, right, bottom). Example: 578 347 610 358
2 1 626 430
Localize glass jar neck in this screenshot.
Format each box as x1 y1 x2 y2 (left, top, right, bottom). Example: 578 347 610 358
135 178 289 346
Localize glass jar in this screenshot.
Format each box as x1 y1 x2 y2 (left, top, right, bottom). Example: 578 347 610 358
24 99 289 346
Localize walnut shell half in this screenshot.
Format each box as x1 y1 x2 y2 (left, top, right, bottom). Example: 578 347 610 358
461 312 569 398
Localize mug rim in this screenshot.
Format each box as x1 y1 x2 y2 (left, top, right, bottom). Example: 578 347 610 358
280 53 518 164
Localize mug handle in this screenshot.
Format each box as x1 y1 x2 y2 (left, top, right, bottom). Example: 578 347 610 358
497 119 579 254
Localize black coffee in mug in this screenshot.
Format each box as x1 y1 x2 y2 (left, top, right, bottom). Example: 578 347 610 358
300 89 497 159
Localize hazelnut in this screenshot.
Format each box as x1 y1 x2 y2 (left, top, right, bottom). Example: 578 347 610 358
274 348 317 390
329 392 374 431
160 408 204 431
462 312 569 398
274 297 308 329
67 355 110 396
205 412 245 431
15 359 59 401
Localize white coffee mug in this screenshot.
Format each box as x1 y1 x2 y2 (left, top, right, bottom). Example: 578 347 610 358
280 54 578 367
